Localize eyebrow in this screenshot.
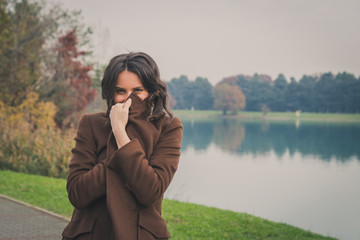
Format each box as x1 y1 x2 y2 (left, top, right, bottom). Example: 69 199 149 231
115 86 145 89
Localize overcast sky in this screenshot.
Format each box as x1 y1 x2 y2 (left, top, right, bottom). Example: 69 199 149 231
51 0 360 84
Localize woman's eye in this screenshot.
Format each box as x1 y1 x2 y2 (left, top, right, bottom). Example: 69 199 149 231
134 89 143 92
115 89 125 94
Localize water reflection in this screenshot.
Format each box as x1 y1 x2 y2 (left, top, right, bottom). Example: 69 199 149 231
182 120 213 151
213 119 245 152
181 119 360 162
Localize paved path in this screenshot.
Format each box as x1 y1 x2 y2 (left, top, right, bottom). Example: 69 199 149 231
0 195 69 240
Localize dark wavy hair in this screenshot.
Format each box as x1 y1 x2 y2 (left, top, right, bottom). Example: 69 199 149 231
101 52 172 122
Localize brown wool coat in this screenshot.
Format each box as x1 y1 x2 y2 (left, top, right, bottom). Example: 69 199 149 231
62 94 183 240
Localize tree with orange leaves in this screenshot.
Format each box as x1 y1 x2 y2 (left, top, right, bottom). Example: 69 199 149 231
213 83 246 115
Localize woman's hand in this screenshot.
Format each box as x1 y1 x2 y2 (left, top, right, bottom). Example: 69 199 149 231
109 98 132 148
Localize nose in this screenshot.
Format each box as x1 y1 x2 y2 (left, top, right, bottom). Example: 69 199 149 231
121 91 132 103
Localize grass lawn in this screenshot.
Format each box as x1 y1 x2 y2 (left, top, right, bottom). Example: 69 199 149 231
0 170 337 240
173 110 360 123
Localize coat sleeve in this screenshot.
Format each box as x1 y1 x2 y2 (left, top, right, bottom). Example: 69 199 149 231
66 114 106 209
106 117 183 207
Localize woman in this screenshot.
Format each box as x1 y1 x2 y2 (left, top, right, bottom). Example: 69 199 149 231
62 52 183 240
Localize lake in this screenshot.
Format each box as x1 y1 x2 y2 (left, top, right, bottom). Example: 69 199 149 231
164 118 360 240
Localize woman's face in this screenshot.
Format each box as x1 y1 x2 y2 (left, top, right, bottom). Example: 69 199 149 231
114 70 149 103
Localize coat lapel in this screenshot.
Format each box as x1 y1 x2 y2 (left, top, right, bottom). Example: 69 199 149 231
105 93 151 240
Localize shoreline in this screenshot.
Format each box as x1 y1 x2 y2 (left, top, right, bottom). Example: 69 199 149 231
173 110 360 123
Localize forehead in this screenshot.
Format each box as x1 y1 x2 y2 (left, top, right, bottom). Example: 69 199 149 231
116 70 143 87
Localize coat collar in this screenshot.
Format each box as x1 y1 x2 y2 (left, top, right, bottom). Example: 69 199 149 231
128 92 151 117
106 93 151 159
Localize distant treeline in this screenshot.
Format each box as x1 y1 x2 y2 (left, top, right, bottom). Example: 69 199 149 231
167 72 360 113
